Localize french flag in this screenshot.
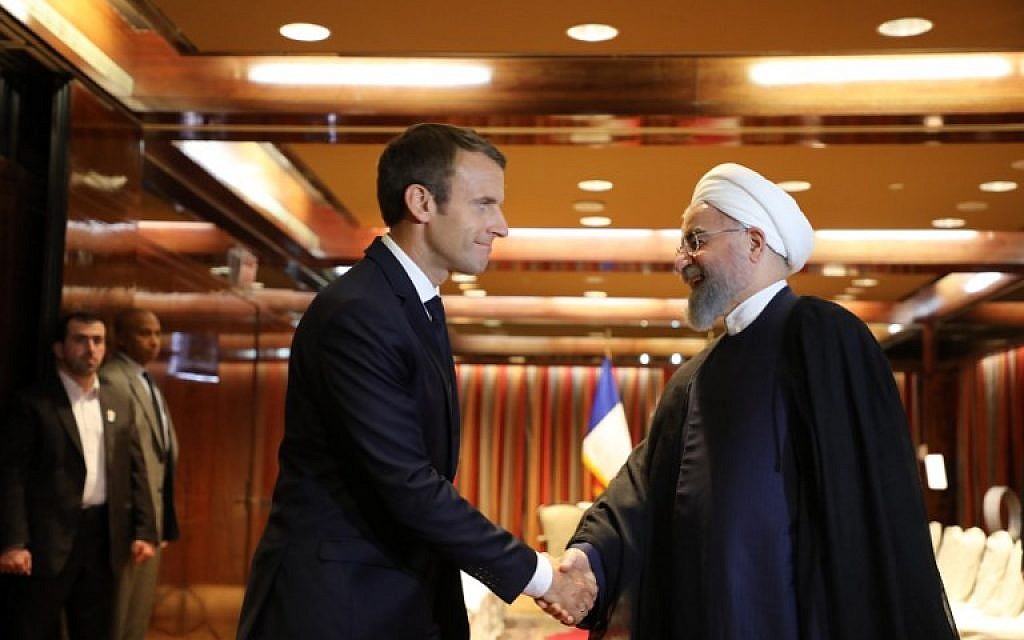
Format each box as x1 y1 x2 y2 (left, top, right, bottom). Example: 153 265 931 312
582 357 632 487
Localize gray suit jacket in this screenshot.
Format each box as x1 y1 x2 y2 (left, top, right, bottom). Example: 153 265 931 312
100 355 179 542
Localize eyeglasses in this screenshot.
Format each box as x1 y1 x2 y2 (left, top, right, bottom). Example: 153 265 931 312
675 226 749 257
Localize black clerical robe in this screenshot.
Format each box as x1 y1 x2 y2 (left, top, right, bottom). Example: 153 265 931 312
570 290 956 639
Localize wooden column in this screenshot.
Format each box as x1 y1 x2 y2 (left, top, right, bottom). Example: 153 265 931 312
919 321 958 524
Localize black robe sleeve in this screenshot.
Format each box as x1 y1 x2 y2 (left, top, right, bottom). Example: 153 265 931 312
783 297 957 639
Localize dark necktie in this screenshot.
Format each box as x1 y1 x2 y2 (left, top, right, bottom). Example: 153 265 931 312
424 296 453 364
142 371 167 451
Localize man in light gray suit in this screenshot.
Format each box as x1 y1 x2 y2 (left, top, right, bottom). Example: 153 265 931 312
102 308 180 640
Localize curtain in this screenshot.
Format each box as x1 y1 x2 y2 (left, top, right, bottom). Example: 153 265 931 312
455 363 668 546
956 345 1024 527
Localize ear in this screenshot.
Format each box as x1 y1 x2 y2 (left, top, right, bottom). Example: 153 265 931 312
404 184 435 224
746 227 767 262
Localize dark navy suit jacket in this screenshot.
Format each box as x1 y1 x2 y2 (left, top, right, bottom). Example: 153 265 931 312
237 238 536 640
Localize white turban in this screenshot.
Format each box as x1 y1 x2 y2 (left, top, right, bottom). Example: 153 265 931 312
689 162 814 274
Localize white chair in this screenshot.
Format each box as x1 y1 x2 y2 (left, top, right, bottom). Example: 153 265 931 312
537 503 585 557
936 525 987 602
969 530 1014 607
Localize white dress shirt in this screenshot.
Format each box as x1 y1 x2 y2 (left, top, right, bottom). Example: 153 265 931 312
58 369 107 507
724 280 788 336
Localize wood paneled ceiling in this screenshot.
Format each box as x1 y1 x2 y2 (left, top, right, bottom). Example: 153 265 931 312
6 0 1024 361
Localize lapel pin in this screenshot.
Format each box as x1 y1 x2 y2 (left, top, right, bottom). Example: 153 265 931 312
106 409 116 423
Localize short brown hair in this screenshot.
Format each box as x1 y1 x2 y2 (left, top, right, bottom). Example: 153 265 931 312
376 123 506 226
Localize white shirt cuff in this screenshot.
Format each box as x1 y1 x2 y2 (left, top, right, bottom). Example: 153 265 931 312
521 551 552 598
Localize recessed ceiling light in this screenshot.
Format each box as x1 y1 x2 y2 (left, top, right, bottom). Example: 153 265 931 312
578 179 614 192
956 201 988 212
822 264 848 277
845 287 863 295
923 115 944 128
932 217 965 229
279 22 331 42
979 180 1017 193
566 23 619 42
888 323 904 334
482 318 502 328
585 275 604 285
464 288 487 297
508 355 526 364
569 131 613 145
671 320 681 329
670 353 683 365
580 215 612 227
776 180 811 193
638 353 651 365
573 200 606 213
1011 159 1024 171
834 293 855 301
583 290 608 298
458 282 478 291
852 278 878 288
639 319 649 328
877 17 933 38
888 182 904 191
451 273 477 283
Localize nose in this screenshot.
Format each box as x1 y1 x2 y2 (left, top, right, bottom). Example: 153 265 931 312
674 250 693 274
491 207 509 238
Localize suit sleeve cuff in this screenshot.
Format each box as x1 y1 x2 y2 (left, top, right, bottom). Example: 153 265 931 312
521 551 552 598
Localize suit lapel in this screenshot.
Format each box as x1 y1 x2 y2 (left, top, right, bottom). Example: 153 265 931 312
365 239 460 472
48 375 84 459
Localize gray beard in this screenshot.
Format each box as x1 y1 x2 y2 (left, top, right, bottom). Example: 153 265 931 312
685 266 735 331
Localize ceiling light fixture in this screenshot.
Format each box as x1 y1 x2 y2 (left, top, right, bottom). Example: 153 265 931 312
956 201 988 212
577 179 614 192
816 229 978 242
583 290 608 298
776 180 811 193
877 17 933 38
963 272 1003 294
931 217 965 229
579 216 612 227
852 278 878 287
566 23 619 42
749 54 1012 86
464 289 487 297
638 353 651 365
979 180 1017 193
573 200 606 213
1011 159 1024 171
279 22 331 42
888 323 904 334
451 273 477 283
248 61 492 87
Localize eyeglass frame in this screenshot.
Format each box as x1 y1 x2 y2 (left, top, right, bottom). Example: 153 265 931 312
675 224 750 258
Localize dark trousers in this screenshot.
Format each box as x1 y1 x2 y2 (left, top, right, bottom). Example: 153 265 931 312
5 505 114 640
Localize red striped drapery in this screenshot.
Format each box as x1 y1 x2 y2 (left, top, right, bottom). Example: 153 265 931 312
454 363 668 547
956 345 1024 527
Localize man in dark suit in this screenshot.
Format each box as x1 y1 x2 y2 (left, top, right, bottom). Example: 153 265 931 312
103 308 180 640
0 311 158 640
237 123 594 640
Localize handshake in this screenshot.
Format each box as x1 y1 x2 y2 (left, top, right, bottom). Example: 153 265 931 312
534 548 598 626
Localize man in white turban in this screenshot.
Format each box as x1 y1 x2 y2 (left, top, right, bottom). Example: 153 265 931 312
546 163 957 639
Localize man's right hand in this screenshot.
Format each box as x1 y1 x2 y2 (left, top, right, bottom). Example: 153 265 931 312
0 547 31 575
535 548 598 625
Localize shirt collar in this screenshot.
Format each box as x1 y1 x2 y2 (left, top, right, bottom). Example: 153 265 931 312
724 280 787 335
57 367 100 401
117 352 146 376
380 234 440 305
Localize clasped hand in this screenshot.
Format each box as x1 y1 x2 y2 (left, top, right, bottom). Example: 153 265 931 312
534 548 598 625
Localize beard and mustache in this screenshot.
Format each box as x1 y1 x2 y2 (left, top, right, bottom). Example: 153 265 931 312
682 254 747 331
